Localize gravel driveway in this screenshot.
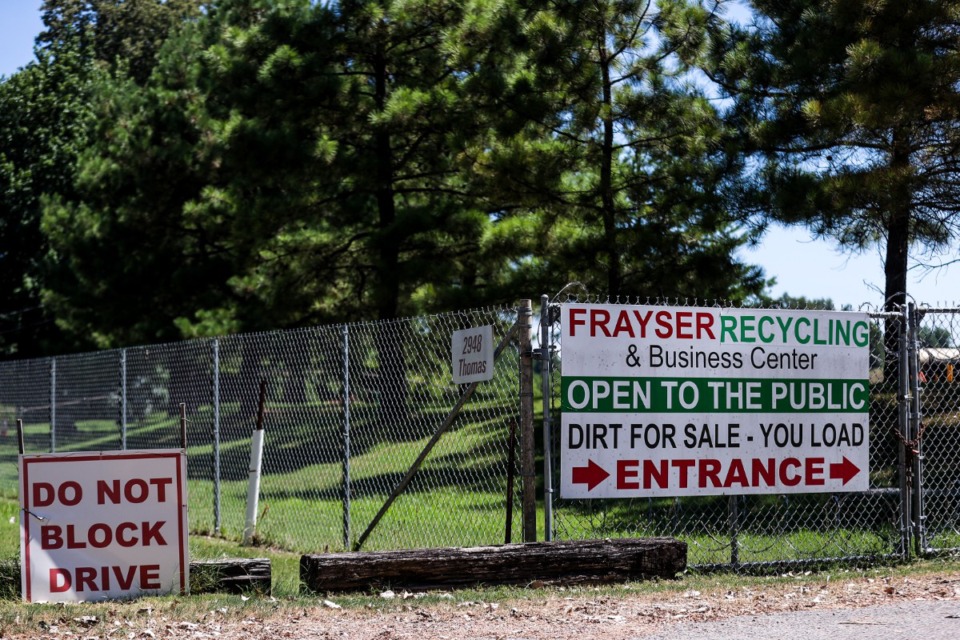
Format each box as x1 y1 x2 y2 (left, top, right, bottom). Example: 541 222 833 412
10 567 960 639
644 599 960 640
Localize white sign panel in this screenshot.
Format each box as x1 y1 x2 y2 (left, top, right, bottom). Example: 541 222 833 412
19 450 189 602
560 304 870 498
452 325 494 384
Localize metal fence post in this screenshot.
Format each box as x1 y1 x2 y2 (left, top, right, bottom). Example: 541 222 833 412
212 338 222 535
729 495 740 568
908 303 927 555
519 299 537 542
342 324 352 551
50 357 56 453
120 349 127 450
540 295 554 541
243 381 267 545
897 307 912 559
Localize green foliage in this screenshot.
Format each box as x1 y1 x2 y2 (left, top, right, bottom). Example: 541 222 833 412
0 28 97 356
0 1 205 355
38 0 203 84
919 326 953 348
466 0 766 302
759 293 836 310
41 15 249 346
7 0 774 353
708 0 960 310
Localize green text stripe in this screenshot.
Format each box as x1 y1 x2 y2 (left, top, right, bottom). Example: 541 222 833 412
561 376 870 413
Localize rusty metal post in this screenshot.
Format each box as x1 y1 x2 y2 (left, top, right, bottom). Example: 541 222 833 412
897 307 911 560
16 418 24 455
908 303 927 555
540 294 554 541
505 420 517 544
519 299 537 542
179 403 187 450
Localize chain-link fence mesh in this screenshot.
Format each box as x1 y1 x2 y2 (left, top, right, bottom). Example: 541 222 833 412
0 305 522 553
541 297 911 571
2 298 957 566
0 358 50 484
916 308 960 554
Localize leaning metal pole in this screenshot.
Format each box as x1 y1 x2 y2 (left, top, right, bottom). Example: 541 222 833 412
353 320 521 551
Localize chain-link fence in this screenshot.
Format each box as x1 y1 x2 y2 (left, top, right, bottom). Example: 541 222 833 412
3 297 958 568
0 305 523 553
915 308 960 556
540 297 960 571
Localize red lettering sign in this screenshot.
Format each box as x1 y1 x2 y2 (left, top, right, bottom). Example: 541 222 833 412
600 456 858 492
568 307 716 340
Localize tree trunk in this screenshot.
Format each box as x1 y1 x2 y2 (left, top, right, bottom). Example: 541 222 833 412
190 558 272 595
236 339 263 432
281 356 309 404
373 40 400 322
372 36 407 421
599 41 621 296
882 131 913 387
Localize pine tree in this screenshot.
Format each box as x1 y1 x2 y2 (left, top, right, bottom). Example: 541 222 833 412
709 0 960 309
0 12 97 356
473 0 765 301
706 0 960 381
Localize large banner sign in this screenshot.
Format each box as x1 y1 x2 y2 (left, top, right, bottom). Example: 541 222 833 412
19 450 189 602
560 304 871 498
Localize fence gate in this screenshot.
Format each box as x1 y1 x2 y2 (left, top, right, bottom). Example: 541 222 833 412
542 298 960 571
914 306 960 556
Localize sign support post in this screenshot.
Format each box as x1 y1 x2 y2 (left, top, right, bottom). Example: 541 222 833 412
519 300 536 542
540 295 554 541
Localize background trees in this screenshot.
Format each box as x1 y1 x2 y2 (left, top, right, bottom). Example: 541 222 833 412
37 0 212 347
699 0 960 381
543 0 764 300
0 6 95 356
708 0 960 312
11 0 900 357
467 0 765 301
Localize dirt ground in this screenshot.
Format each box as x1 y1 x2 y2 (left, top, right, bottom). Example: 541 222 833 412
15 567 960 640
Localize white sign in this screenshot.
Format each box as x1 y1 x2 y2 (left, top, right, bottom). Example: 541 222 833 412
19 450 189 602
560 304 871 498
452 325 494 384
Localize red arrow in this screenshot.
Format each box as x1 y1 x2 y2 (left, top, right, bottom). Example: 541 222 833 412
572 460 610 491
829 456 860 485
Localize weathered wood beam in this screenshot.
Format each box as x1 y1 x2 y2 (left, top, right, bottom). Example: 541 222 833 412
3 559 273 598
301 538 685 593
190 558 271 595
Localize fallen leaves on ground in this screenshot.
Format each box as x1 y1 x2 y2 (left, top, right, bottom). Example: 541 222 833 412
8 569 960 640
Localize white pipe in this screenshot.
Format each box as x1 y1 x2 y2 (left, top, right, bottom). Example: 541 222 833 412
243 429 265 544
